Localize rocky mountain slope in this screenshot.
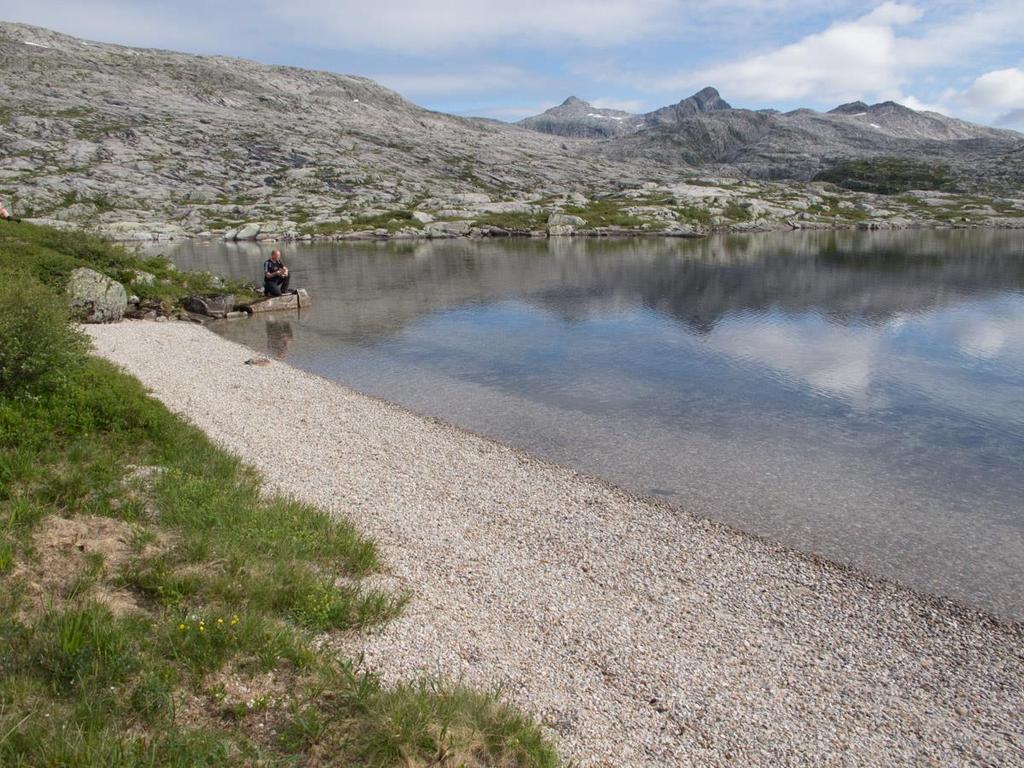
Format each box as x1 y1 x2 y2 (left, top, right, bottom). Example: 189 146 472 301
519 87 732 139
522 88 1023 190
0 21 1022 240
0 22 672 233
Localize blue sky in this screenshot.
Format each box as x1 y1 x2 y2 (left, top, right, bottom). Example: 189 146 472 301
1 1 1022 129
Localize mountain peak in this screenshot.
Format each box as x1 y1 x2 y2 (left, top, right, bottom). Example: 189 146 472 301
561 96 590 108
829 101 870 115
644 86 731 126
684 86 731 112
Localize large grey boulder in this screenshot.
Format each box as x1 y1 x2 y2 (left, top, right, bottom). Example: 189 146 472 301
67 267 127 323
425 220 473 237
234 223 261 240
548 213 587 227
183 294 235 318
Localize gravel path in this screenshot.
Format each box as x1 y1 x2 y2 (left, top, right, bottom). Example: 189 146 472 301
86 322 1024 767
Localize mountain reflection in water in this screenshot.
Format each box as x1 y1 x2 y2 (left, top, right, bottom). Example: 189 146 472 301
162 229 1024 619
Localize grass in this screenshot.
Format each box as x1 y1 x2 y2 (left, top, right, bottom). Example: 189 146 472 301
563 198 651 229
0 224 560 767
301 210 423 236
473 211 547 231
675 205 713 226
814 157 956 195
0 220 258 310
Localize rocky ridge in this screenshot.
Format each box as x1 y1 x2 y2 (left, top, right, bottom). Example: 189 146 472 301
0 22 1023 241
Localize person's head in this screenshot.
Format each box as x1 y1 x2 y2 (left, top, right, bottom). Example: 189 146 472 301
270 249 282 262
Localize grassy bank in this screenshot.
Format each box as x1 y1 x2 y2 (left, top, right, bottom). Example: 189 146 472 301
0 220 257 312
0 224 558 766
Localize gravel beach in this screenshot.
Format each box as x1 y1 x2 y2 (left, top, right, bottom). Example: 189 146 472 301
86 322 1024 767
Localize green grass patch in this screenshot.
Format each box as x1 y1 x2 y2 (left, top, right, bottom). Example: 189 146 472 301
0 220 257 310
0 222 559 767
675 204 713 225
563 198 649 228
473 211 547 231
723 201 753 222
815 157 956 195
301 209 423 236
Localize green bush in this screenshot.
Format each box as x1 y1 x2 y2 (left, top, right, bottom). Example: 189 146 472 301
0 279 88 394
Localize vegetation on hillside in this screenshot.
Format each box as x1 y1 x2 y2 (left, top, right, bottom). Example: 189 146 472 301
0 224 559 767
813 157 956 195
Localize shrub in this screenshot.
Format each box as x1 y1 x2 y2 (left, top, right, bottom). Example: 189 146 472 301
0 279 88 394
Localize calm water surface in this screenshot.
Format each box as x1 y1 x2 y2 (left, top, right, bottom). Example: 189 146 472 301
160 230 1024 619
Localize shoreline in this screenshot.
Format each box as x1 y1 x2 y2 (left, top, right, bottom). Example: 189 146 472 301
85 321 1024 766
25 212 1024 246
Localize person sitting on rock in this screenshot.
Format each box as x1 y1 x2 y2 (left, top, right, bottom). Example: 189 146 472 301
0 201 10 221
263 249 290 296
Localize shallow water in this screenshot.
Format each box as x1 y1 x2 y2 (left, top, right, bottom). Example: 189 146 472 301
159 230 1024 619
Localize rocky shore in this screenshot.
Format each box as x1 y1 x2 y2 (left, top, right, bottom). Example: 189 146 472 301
24 181 1024 244
85 321 1024 767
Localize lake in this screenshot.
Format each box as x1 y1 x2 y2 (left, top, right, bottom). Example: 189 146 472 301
160 230 1024 619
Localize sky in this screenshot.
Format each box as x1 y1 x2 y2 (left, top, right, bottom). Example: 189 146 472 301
1 1 1022 129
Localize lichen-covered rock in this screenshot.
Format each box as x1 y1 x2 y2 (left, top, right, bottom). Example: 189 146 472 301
425 220 473 237
67 267 127 323
548 213 586 227
234 223 261 240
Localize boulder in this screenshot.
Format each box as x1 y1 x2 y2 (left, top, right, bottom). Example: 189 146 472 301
234 223 261 240
411 210 435 224
183 294 235 318
67 267 127 323
476 202 541 215
448 192 491 205
548 213 587 227
96 222 190 241
425 220 473 237
245 288 312 313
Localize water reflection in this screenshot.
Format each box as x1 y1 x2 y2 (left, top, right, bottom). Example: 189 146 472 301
266 319 294 360
160 230 1024 618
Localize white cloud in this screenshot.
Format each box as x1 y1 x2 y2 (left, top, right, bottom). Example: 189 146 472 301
463 104 556 121
371 67 533 97
619 1 1024 122
0 0 227 52
260 0 678 54
995 109 1024 130
937 68 1024 130
652 3 922 102
590 97 647 112
897 94 948 114
958 68 1024 112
